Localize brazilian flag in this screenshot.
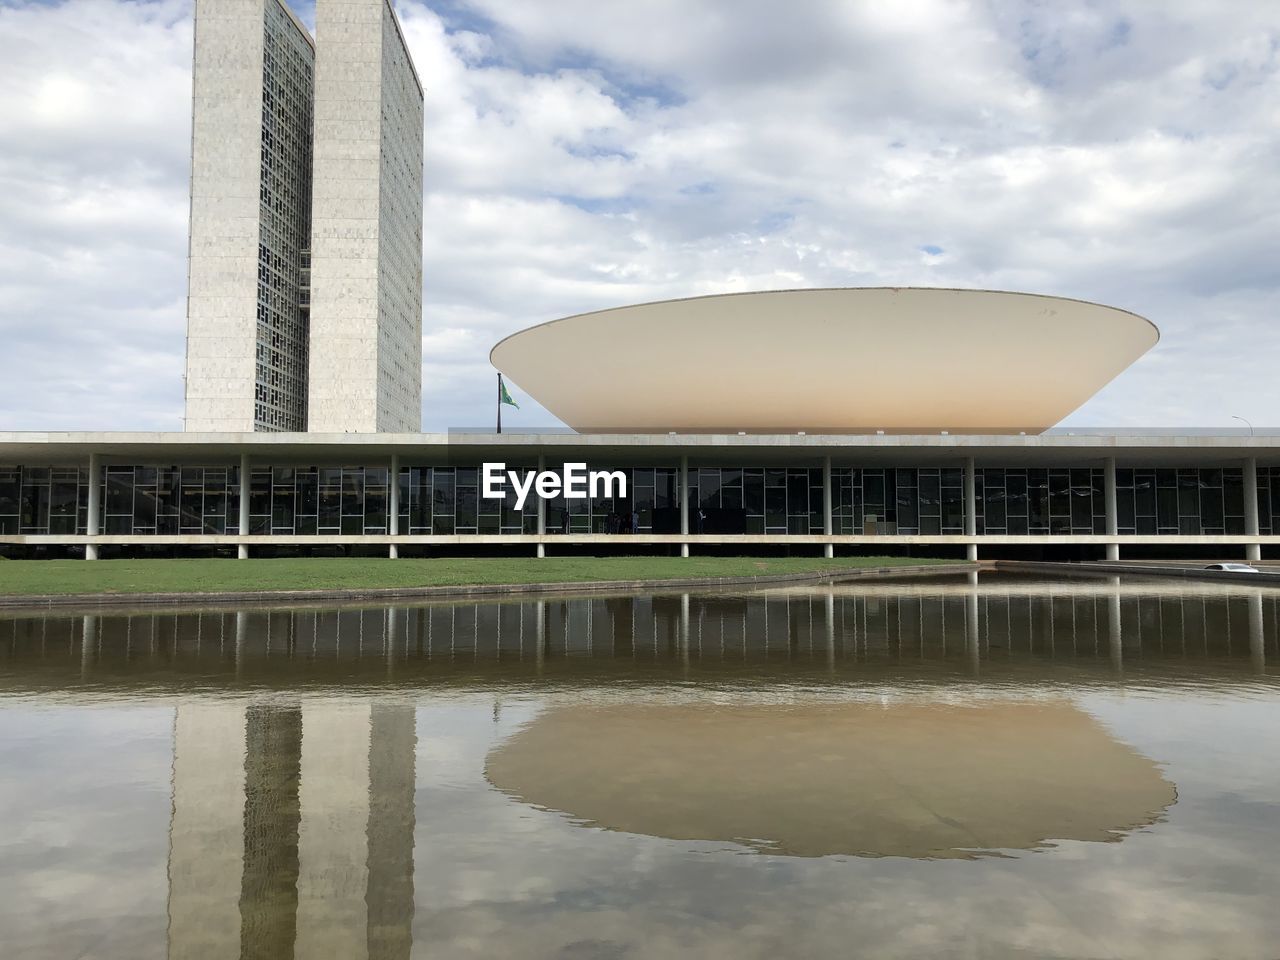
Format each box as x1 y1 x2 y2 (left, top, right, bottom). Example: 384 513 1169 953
499 377 519 409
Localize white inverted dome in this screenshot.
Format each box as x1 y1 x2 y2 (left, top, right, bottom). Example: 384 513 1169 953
489 287 1158 434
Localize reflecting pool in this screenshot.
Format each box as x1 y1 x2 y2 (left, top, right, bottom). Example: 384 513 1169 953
2 573 1280 958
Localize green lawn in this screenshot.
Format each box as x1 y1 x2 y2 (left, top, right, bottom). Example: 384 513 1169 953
0 555 957 597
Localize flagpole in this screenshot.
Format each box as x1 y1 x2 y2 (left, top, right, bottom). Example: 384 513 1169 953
496 373 502 434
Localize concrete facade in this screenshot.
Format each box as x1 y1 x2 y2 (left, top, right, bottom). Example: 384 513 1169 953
308 0 424 433
185 0 424 436
186 0 315 434
491 289 1160 434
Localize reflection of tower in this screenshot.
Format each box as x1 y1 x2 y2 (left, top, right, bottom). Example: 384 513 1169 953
168 700 417 960
367 706 416 960
168 702 248 960
241 703 303 959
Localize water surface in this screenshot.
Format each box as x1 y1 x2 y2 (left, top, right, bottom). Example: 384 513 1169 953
2 573 1279 959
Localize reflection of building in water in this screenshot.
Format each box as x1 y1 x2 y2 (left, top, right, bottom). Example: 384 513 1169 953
142 586 1280 665
167 700 416 959
486 701 1177 860
6 581 1276 693
169 703 249 960
240 704 302 959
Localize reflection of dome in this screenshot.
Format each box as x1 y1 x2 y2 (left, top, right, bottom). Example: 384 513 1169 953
485 701 1175 859
489 288 1159 435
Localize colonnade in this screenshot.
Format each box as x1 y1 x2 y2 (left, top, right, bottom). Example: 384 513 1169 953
73 454 1265 562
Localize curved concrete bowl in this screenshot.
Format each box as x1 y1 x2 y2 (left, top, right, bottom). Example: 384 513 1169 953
490 287 1158 434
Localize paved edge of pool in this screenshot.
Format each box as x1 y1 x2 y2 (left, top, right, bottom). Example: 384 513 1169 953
0 561 983 612
994 559 1280 585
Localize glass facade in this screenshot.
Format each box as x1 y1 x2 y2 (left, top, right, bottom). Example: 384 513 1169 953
0 462 1274 539
255 0 314 432
835 468 965 535
0 466 89 535
104 465 239 536
1114 468 1246 536
977 468 1106 536
688 468 817 534
1258 467 1280 536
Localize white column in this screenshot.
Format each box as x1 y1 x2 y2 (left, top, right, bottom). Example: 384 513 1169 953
536 453 546 558
822 456 834 559
388 454 400 559
824 591 835 670
1244 457 1261 563
85 453 100 560
1104 456 1119 561
964 456 977 562
679 455 689 558
238 453 250 560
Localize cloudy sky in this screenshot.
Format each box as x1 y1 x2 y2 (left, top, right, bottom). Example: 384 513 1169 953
0 0 1277 432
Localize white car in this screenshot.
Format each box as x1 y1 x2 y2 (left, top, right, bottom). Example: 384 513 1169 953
1204 562 1260 573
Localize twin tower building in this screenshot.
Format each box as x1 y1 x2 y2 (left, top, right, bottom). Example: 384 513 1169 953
184 0 424 433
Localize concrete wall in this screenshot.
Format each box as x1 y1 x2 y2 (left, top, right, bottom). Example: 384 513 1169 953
186 0 315 433
308 0 424 433
185 0 267 433
376 3 424 432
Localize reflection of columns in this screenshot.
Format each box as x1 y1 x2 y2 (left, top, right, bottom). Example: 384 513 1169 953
679 456 689 558
1248 592 1265 673
1108 588 1123 673
85 452 100 561
1104 457 1119 561
536 454 546 558
235 611 248 679
168 702 248 960
80 615 97 680
679 594 691 663
822 456 834 559
824 591 835 670
965 589 980 674
1244 457 1261 563
535 601 546 672
388 455 400 559
239 453 251 560
964 457 977 562
386 608 399 678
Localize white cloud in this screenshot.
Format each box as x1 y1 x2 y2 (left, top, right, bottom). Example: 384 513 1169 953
0 0 1277 431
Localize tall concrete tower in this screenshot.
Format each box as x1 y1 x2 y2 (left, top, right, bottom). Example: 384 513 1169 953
185 0 315 433
307 0 425 433
184 0 424 434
